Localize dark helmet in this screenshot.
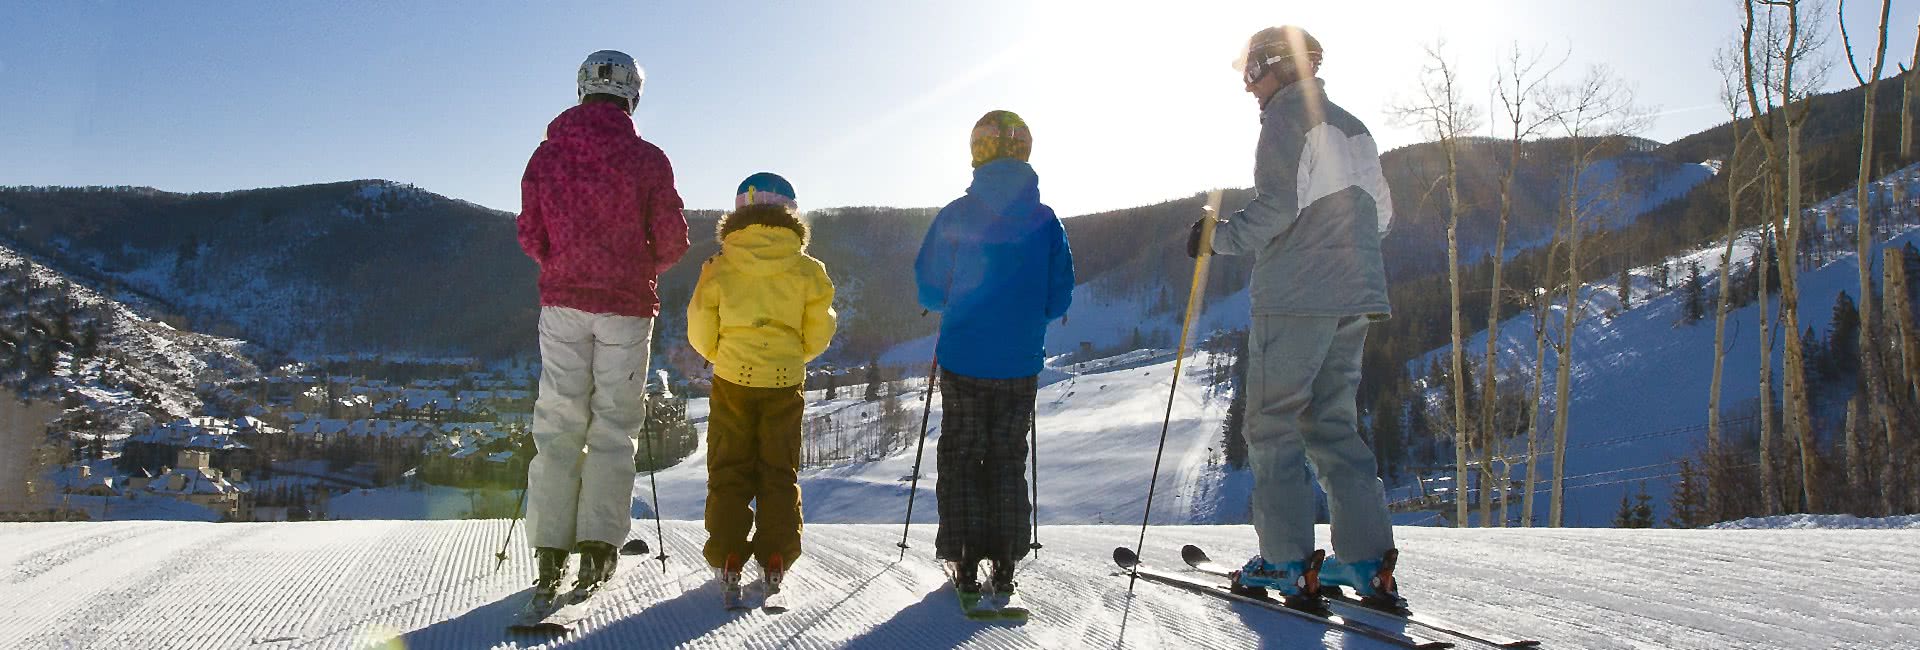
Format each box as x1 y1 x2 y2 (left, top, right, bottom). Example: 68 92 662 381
1235 26 1323 84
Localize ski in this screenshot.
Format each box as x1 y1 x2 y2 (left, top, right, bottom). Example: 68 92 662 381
990 589 1030 621
1115 547 1450 649
508 586 598 634
759 578 789 612
722 580 750 612
1180 544 1540 649
943 562 1000 620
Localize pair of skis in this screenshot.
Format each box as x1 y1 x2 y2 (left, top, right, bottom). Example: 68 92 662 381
1114 545 1538 649
507 538 656 634
509 584 602 634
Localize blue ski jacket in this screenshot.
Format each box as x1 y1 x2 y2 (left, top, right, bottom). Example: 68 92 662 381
915 159 1075 379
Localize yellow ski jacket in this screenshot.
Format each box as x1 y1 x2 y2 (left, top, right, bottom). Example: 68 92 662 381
687 207 837 388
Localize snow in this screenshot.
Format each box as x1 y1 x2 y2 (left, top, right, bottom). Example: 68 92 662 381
634 351 1232 527
1710 514 1920 530
0 241 258 427
0 519 1913 649
332 484 505 520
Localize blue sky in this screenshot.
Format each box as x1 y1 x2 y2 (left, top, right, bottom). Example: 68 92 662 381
2 1 1914 216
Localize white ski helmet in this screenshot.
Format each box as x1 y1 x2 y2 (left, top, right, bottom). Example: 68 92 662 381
577 50 644 113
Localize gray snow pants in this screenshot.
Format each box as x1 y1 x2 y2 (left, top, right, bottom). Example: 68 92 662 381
1245 314 1394 564
527 306 651 550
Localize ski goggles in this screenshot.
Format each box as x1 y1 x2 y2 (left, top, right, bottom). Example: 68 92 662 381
1237 52 1314 85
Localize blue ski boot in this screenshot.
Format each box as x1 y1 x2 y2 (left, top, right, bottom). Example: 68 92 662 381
1322 548 1407 614
1229 549 1325 611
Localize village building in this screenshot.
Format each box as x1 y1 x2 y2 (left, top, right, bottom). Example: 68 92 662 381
126 450 252 521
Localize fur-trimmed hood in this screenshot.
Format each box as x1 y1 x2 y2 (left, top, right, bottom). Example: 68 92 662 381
714 204 811 278
716 204 808 245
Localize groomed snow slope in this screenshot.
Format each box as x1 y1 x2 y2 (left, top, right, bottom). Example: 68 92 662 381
1 519 1913 649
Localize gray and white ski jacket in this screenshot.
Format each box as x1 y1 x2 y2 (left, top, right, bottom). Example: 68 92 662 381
1212 78 1393 318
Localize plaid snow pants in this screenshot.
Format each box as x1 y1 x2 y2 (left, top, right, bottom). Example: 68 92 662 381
933 369 1036 566
702 376 805 570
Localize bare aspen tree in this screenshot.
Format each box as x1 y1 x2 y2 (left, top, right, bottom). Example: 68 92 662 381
1888 255 1920 406
1710 47 1766 518
1904 15 1918 159
1837 0 1900 516
1885 253 1920 513
1741 0 1831 513
1846 397 1864 506
1391 41 1482 527
1758 225 1782 515
1487 44 1564 528
1524 235 1561 527
1540 65 1645 527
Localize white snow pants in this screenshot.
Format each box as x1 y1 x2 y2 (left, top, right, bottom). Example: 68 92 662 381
1245 314 1395 564
527 306 650 550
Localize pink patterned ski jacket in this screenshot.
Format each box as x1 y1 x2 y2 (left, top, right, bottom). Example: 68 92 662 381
518 101 689 318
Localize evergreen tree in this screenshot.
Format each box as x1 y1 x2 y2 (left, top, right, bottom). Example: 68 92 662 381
1828 291 1860 378
1613 492 1637 528
1632 488 1655 528
1618 267 1632 310
1685 261 1706 322
1371 394 1404 480
1405 379 1435 468
1614 485 1656 528
1802 326 1827 383
1221 332 1251 469
1666 458 1708 528
863 360 881 401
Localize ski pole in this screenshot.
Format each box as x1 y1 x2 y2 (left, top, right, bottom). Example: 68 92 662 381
1126 191 1221 596
642 397 670 572
896 357 939 561
899 243 956 562
493 445 530 573
1028 404 1042 558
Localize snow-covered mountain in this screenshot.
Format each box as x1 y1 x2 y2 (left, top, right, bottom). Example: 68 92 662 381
0 240 258 438
1414 162 1920 527
0 181 544 360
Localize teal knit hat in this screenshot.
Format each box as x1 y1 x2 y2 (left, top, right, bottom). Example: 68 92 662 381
735 172 797 210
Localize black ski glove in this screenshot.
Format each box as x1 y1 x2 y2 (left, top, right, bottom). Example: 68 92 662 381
1186 217 1211 259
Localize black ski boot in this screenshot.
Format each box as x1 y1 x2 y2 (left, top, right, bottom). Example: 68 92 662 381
574 540 618 598
523 546 570 616
988 558 1017 595
944 558 983 595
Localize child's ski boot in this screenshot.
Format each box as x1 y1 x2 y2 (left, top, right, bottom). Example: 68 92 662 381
760 553 789 611
718 554 748 611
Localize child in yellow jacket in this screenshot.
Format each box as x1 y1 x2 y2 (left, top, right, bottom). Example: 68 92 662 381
686 172 836 604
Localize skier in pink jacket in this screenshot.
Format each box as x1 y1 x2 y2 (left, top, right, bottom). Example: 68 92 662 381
515 49 689 618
